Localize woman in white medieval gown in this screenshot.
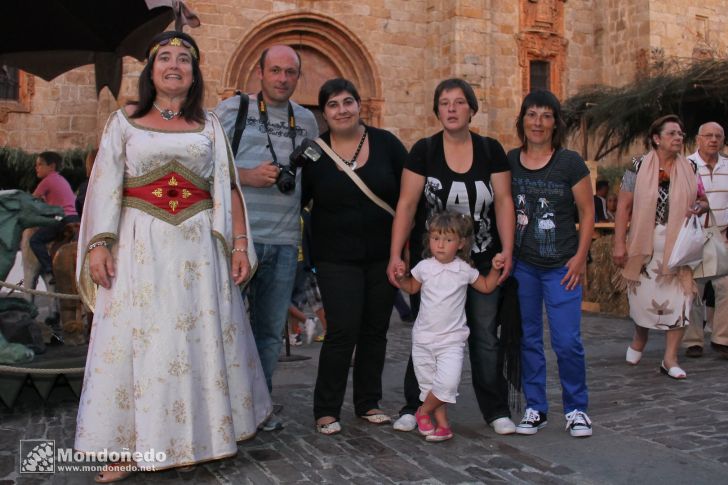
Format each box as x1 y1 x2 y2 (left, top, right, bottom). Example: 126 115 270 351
74 31 271 482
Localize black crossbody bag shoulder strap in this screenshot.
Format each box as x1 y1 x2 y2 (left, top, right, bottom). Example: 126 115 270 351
230 91 249 155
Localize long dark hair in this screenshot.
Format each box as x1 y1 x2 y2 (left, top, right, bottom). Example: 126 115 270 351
515 89 566 151
131 31 205 123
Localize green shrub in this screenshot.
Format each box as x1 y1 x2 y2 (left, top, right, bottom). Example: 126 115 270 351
597 164 629 194
0 147 90 192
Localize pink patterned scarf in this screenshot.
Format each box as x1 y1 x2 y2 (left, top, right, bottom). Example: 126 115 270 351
621 150 697 295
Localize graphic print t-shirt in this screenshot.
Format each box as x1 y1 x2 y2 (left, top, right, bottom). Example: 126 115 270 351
508 148 590 268
406 131 510 272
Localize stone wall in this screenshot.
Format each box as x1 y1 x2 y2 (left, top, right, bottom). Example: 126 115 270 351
1 0 726 157
649 0 728 60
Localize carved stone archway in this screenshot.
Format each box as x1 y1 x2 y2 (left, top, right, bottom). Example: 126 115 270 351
221 12 383 127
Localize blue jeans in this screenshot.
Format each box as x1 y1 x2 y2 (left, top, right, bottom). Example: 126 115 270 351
247 243 298 392
29 215 80 274
513 259 588 414
465 284 511 423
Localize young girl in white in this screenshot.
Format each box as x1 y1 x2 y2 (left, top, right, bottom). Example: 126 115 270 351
395 212 504 442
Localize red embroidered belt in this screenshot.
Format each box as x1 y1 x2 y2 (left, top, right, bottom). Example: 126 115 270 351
123 172 211 215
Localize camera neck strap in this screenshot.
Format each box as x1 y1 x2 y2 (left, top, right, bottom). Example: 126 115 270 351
257 91 297 163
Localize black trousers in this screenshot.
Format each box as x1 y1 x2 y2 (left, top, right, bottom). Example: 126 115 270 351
313 260 396 420
400 292 422 416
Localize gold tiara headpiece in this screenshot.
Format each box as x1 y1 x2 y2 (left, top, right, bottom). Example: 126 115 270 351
149 37 198 60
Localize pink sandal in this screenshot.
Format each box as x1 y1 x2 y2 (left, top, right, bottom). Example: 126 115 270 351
415 407 434 436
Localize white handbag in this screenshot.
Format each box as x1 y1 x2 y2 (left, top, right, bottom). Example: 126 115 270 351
667 214 705 270
693 211 728 282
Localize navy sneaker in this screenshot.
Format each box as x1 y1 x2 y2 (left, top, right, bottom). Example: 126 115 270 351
565 410 592 437
516 408 547 435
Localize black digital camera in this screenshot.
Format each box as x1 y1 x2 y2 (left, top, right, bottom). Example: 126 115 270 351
273 139 323 194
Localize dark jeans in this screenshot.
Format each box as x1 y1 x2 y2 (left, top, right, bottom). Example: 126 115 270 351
399 285 510 423
29 215 80 274
400 292 422 416
313 260 396 420
466 285 510 422
393 291 412 319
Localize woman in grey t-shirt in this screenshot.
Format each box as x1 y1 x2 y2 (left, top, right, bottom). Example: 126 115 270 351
508 90 594 438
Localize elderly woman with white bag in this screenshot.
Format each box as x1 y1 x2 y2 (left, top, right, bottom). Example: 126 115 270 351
612 114 707 380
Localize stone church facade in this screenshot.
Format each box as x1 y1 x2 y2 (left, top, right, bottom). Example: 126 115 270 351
1 0 726 156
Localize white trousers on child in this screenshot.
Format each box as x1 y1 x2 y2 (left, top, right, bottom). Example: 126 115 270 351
412 340 465 403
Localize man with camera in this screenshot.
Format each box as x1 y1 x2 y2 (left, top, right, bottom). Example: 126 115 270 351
215 45 318 430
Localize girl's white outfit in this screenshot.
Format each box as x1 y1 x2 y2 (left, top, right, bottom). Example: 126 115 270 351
410 257 479 403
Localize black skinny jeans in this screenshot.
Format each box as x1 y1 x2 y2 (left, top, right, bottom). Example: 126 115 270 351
313 260 396 420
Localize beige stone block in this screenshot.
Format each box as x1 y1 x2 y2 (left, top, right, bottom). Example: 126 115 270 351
70 116 97 133
7 131 23 149
204 13 224 25
22 117 44 131
60 101 97 116
194 2 220 14
62 70 89 85
53 116 72 131
55 132 85 150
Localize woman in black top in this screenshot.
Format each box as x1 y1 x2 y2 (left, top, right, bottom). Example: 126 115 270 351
386 78 517 435
302 78 407 434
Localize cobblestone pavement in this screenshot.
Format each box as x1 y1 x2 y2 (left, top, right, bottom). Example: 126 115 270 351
1 310 727 484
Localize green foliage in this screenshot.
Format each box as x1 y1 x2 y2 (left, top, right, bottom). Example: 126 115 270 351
597 164 628 195
0 147 89 192
564 59 728 160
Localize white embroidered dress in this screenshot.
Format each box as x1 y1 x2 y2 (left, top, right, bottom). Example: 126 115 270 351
74 109 271 469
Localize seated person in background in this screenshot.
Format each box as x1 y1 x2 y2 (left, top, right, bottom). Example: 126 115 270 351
606 193 617 222
594 180 610 222
30 151 80 280
75 149 97 218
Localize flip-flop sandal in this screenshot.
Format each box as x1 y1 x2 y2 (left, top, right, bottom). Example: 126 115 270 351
316 420 341 435
360 412 392 424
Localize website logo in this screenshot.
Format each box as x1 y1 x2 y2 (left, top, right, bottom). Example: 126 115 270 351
20 440 55 474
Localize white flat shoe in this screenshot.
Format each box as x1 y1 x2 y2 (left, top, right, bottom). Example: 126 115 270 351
660 361 686 379
626 346 642 365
